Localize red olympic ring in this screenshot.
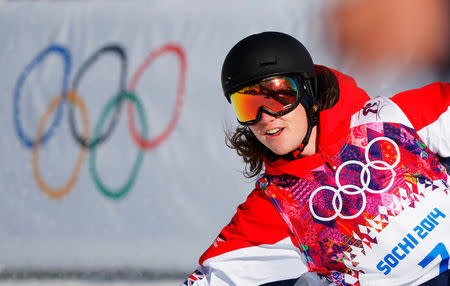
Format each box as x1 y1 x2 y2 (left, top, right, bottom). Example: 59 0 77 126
127 44 187 150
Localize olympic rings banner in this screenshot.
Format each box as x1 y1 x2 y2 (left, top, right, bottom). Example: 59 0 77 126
0 0 433 276
2 0 312 273
15 43 186 200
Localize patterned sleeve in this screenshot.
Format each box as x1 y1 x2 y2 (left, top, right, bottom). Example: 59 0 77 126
180 188 307 286
390 82 450 172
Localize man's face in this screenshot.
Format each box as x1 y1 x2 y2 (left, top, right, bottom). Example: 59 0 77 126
249 103 309 155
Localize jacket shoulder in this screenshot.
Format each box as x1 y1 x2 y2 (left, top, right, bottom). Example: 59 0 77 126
350 96 413 128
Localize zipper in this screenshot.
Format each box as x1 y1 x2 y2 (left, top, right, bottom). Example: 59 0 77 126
321 151 338 172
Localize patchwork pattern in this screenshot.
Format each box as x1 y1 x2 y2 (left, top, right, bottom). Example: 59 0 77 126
258 123 448 285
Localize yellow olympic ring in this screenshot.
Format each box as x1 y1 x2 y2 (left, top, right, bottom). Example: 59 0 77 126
32 91 90 199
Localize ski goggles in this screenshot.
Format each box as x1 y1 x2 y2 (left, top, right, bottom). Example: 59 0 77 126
230 76 303 125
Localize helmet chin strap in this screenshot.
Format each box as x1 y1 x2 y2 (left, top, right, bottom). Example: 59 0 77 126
281 112 317 160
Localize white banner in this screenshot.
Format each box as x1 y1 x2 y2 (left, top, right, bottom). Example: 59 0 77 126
0 0 438 273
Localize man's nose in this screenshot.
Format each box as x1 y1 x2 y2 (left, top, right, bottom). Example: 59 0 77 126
259 111 276 123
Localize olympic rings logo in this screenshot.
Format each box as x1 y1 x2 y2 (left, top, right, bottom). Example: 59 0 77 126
14 43 187 200
309 137 401 221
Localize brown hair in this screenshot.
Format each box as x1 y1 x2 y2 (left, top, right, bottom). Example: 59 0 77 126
225 66 340 178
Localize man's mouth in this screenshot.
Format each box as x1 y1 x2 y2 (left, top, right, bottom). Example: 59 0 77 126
266 128 284 136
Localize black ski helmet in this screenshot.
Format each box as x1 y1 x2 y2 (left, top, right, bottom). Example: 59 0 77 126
221 31 319 159
221 31 316 102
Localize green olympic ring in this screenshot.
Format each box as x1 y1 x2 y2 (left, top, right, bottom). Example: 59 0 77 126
90 92 148 199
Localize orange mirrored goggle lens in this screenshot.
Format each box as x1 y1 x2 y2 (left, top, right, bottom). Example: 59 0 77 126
230 77 299 124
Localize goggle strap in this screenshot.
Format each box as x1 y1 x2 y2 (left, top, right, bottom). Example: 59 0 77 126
298 78 317 113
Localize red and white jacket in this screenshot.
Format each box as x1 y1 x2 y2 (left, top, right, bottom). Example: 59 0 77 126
182 68 450 286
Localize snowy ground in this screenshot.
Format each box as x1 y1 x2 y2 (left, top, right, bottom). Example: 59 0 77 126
0 280 180 286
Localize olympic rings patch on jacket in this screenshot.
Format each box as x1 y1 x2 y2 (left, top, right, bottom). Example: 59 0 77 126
309 137 401 221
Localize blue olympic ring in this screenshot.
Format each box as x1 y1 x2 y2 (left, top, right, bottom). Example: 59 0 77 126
13 44 71 148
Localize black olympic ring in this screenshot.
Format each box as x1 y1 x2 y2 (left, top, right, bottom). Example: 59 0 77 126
69 44 127 148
